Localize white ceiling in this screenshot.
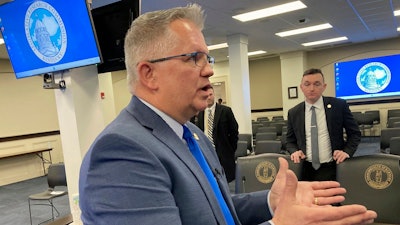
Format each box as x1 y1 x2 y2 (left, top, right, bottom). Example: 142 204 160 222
1 0 399 63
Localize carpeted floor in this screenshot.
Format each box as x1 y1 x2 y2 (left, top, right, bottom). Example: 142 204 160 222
0 175 70 225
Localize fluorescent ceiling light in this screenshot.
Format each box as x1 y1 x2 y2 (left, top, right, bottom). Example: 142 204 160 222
276 23 332 37
227 50 267 58
248 50 267 56
302 37 348 47
208 43 228 50
394 10 400 16
233 1 307 22
0 38 4 45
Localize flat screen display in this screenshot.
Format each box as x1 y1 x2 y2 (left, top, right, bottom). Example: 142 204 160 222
0 0 101 79
334 54 400 102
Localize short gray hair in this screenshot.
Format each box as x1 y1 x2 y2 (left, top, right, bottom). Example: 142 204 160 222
124 4 205 93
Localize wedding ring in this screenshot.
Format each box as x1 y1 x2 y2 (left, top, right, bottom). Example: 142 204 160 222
314 197 318 205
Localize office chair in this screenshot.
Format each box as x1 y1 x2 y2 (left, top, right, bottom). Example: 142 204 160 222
380 128 400 153
28 163 68 225
255 132 277 141
387 117 400 128
235 140 249 159
389 137 400 156
337 154 400 224
257 126 277 134
235 153 302 193
238 133 253 153
254 140 282 155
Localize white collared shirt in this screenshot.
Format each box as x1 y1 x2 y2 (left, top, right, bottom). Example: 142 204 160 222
305 97 332 163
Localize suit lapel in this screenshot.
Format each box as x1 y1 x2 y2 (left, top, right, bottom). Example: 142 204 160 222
128 96 227 224
323 97 334 135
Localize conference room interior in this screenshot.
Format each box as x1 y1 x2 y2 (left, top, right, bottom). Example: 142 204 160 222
1 1 400 224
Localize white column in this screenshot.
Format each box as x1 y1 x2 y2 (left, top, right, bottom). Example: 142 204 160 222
53 65 105 224
227 34 252 135
280 51 307 118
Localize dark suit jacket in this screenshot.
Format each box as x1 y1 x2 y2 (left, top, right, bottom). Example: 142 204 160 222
79 96 271 225
286 96 361 157
193 103 239 182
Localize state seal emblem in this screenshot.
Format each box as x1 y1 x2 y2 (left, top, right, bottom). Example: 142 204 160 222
356 62 391 94
255 161 277 184
364 164 393 189
24 1 67 64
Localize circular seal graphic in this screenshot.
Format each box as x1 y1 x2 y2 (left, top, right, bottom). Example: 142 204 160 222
364 164 393 189
255 161 277 184
356 62 391 94
24 1 67 64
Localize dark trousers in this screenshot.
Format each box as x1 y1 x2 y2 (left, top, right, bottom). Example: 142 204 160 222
301 161 336 181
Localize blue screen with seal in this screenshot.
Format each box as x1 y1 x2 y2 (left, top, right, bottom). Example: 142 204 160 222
0 0 101 79
334 54 400 102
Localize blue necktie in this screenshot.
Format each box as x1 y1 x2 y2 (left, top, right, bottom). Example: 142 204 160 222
182 125 235 225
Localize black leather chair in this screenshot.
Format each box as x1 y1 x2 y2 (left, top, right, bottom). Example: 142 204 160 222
238 133 253 153
235 140 249 159
254 140 282 155
389 137 400 156
337 154 400 224
255 132 277 141
380 128 400 153
235 153 302 193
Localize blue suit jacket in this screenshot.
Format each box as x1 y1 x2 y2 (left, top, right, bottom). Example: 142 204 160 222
79 96 272 225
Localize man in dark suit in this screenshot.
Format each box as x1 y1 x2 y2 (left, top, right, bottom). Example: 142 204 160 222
79 5 376 225
193 87 238 182
286 68 361 181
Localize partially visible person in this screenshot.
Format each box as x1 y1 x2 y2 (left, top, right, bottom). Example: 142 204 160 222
286 68 361 181
218 98 223 104
79 5 376 225
192 87 238 182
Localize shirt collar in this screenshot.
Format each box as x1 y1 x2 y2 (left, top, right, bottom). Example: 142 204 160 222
305 96 323 111
137 97 183 138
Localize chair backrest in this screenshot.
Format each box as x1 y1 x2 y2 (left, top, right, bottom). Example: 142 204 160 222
380 128 400 151
235 153 302 193
255 132 277 141
393 121 400 128
270 122 286 136
235 140 249 159
387 109 400 120
254 140 281 154
336 154 400 224
251 124 263 137
47 163 67 189
238 133 252 152
387 117 400 128
389 137 400 156
364 110 380 124
257 126 277 134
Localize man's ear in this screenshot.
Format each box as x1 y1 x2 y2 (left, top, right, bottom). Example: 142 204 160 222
137 62 158 90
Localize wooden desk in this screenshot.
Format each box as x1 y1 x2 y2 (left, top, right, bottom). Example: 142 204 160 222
0 148 53 175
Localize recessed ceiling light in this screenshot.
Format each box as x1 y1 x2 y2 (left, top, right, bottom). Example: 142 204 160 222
233 1 307 22
397 27 400 32
208 43 228 50
394 9 400 16
276 23 332 37
0 38 4 45
302 37 348 46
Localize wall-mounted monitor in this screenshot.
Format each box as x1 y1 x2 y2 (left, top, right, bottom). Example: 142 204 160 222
334 54 400 103
0 0 101 79
91 0 140 74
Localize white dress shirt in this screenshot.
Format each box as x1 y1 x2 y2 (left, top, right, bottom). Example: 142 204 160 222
305 97 333 163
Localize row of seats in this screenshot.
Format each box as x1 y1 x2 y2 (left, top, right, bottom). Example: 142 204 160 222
235 153 400 224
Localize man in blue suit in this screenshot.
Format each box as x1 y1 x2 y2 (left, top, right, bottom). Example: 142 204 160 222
79 4 376 225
